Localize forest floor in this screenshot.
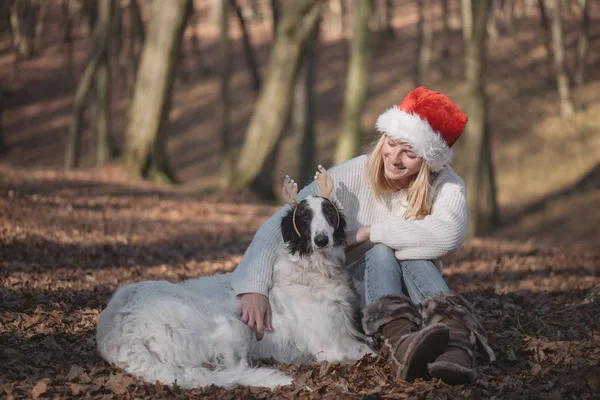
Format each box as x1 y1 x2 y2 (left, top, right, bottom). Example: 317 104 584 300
1 165 599 400
1 0 600 399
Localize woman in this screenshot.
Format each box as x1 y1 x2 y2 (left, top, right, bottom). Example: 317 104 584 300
231 86 495 384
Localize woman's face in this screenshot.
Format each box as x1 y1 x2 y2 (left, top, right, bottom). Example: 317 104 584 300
381 136 423 185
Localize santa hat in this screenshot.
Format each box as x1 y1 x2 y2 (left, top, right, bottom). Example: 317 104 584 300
375 86 468 173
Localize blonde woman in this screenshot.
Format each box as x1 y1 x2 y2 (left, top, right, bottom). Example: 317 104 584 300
232 87 495 384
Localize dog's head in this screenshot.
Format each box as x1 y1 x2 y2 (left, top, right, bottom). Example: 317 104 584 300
281 196 347 256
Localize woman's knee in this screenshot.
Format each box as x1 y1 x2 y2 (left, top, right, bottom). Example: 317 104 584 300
365 244 396 263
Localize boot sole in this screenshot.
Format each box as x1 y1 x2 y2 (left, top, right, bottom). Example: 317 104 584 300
428 360 476 384
400 323 450 381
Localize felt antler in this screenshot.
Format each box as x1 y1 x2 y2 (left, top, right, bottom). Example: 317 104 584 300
314 165 334 199
282 175 302 237
282 175 299 208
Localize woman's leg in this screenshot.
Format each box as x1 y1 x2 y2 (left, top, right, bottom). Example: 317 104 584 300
400 260 450 305
363 244 403 305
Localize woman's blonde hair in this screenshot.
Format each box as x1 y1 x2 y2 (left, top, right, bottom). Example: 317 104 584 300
365 134 432 220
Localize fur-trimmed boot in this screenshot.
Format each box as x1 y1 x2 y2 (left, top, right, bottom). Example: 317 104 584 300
362 295 450 381
421 292 496 384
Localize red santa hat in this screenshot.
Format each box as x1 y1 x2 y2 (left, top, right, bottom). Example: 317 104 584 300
375 86 468 173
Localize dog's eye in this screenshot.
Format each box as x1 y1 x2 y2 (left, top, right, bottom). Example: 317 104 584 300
302 212 311 221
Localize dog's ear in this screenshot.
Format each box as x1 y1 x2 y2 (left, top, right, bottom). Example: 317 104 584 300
280 207 297 244
333 210 347 246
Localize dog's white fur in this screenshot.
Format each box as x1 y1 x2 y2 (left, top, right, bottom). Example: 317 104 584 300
96 196 372 389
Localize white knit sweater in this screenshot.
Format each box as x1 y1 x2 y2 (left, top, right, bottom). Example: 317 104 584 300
230 155 468 297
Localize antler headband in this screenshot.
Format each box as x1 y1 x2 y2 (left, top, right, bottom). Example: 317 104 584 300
282 165 339 237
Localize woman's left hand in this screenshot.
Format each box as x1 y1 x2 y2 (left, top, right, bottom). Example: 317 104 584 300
346 225 371 247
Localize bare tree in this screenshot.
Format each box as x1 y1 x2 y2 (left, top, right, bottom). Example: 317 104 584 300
231 0 261 93
33 0 49 53
94 0 115 166
218 0 232 187
414 0 434 87
123 0 192 182
538 0 553 69
334 0 373 164
549 0 575 118
574 0 590 85
441 0 452 77
487 0 499 41
461 0 495 236
124 0 146 97
65 0 114 169
231 0 323 190
0 91 5 153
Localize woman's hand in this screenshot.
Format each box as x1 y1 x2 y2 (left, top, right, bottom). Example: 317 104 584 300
346 225 371 248
237 293 273 341
346 225 371 247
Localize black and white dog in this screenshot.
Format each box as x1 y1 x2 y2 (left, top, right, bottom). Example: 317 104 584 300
96 171 372 389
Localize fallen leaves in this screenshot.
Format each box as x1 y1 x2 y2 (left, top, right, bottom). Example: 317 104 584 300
1 166 599 399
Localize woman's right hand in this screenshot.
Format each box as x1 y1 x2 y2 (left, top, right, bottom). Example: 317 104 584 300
237 293 273 341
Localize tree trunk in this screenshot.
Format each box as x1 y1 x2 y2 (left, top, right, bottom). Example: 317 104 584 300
334 0 373 164
478 122 501 231
549 0 574 118
414 0 433 87
574 0 589 85
231 0 323 190
0 91 5 153
34 0 49 53
65 0 113 170
95 0 114 166
441 0 452 77
231 0 261 93
279 17 320 191
463 0 491 237
503 0 515 33
487 0 499 41
62 0 75 78
123 0 191 182
538 0 553 69
218 0 233 187
124 0 145 97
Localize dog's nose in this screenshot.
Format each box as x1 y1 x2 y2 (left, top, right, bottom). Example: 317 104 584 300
314 234 329 248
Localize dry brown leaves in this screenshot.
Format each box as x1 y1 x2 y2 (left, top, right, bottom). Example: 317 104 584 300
1 165 599 399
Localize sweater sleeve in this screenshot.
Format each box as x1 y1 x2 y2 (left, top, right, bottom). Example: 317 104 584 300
369 174 467 260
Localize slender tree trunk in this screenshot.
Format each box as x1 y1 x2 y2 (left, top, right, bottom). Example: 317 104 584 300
231 0 323 190
95 0 114 166
478 122 501 231
62 0 75 78
123 0 191 182
218 0 232 187
462 0 473 41
538 0 553 69
270 0 280 33
280 17 320 190
503 0 515 33
65 0 113 170
334 0 373 164
231 0 261 93
549 0 575 118
34 0 49 53
574 0 589 85
441 0 452 77
414 0 433 87
463 0 491 237
380 0 395 38
188 5 206 76
487 0 499 41
0 91 5 153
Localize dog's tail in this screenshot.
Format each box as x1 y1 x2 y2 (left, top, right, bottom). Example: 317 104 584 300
124 361 293 389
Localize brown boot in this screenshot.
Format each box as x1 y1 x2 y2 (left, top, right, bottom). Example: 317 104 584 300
421 292 496 384
363 295 449 381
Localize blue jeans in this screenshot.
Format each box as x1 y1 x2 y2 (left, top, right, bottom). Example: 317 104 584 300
353 244 450 306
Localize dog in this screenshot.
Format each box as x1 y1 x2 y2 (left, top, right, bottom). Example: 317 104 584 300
96 170 372 389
